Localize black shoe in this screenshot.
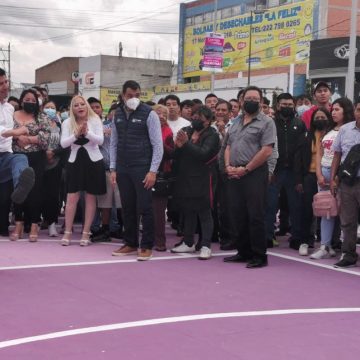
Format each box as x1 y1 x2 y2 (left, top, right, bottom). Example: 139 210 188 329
0 229 9 237
91 231 111 243
289 237 301 250
267 239 274 248
246 257 268 269
11 167 35 204
275 228 290 236
110 229 123 239
220 242 237 251
333 258 357 268
223 253 250 263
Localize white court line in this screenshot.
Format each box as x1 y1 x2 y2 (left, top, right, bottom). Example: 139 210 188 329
0 307 360 350
0 252 234 271
267 251 360 277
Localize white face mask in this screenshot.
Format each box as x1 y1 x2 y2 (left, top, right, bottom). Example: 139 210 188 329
125 97 140 111
38 98 43 107
296 104 311 117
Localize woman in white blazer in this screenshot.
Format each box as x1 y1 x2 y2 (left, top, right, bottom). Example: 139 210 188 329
60 95 106 246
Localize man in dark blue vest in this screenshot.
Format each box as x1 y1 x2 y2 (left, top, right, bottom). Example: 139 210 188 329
110 80 163 261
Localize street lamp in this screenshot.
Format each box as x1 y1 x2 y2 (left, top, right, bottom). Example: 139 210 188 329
247 9 267 86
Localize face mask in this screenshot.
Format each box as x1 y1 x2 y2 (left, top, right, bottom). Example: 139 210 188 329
60 111 68 121
243 101 260 115
279 107 295 118
38 98 43 107
296 105 311 117
44 108 57 119
23 102 37 114
313 120 328 131
192 119 205 131
125 97 140 111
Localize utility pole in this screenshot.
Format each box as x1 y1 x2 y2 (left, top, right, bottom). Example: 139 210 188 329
345 0 358 100
210 0 218 93
0 43 10 90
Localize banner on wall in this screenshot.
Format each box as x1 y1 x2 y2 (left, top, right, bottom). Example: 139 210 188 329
183 0 314 78
155 81 211 94
201 33 224 72
100 88 155 114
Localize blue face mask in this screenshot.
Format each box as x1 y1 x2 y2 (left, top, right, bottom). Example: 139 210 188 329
44 108 57 119
60 111 69 121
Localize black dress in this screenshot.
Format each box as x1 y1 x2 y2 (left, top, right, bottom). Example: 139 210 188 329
66 136 106 195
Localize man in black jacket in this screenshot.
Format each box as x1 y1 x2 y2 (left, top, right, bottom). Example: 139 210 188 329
265 93 306 250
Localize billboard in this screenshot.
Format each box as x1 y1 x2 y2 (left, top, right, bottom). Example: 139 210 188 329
202 33 224 72
310 37 360 70
183 0 314 78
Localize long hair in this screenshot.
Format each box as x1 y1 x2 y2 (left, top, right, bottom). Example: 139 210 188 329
19 89 40 119
68 95 100 134
309 107 332 144
331 97 354 128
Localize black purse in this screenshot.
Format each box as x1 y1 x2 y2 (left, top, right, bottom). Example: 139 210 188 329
153 173 176 197
339 144 360 186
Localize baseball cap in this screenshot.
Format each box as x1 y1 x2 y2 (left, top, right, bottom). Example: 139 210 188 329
313 81 331 94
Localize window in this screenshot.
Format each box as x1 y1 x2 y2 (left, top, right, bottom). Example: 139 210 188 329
203 11 213 22
231 5 241 16
185 17 193 26
268 0 279 7
255 0 267 9
194 15 203 25
221 7 232 19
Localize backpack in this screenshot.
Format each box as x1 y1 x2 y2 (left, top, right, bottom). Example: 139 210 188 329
312 191 338 219
339 144 360 186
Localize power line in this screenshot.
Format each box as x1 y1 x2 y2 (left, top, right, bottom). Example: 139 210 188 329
0 22 178 34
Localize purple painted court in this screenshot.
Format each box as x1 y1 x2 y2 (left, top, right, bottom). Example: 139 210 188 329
1 225 360 359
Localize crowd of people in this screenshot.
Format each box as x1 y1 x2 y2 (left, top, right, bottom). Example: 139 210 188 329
1 66 360 268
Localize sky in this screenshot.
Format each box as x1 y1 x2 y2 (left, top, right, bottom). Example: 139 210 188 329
0 0 185 87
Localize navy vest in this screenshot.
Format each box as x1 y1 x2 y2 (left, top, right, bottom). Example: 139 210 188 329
114 103 153 167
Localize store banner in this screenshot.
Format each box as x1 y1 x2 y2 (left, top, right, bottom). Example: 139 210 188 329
201 33 225 72
183 0 314 78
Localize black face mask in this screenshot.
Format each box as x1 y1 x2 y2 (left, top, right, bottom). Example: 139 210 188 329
243 101 260 115
23 102 37 114
279 107 295 118
313 120 328 131
192 119 205 131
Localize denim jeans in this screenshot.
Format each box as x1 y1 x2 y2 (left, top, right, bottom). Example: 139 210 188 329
265 168 303 241
318 166 335 247
0 152 29 186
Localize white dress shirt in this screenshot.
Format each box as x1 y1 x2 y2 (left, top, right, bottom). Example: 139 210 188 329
61 117 104 163
0 101 15 152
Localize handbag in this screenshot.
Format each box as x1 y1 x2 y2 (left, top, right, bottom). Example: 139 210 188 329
152 173 176 197
312 191 338 219
338 144 360 186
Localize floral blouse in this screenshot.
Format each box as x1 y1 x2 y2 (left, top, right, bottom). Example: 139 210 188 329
12 113 51 153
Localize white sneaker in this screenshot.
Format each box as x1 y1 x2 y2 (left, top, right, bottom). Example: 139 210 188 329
171 242 195 253
198 246 211 260
310 245 329 259
48 222 58 237
328 247 336 257
357 225 360 239
299 243 309 256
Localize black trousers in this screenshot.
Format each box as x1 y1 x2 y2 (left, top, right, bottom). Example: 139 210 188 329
227 164 268 259
117 166 154 249
0 180 12 233
42 163 62 224
14 151 46 224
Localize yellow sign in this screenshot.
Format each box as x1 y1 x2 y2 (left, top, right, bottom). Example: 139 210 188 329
155 81 211 94
100 88 154 113
183 0 314 78
140 90 155 102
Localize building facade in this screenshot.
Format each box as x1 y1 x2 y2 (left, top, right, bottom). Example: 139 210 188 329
177 0 358 96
